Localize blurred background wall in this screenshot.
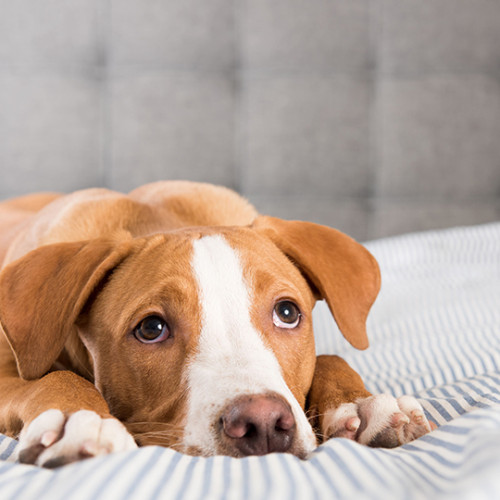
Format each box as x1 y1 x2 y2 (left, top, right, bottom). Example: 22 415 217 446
0 1 499 241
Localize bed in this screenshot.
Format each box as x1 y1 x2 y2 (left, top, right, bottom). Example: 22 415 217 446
1 222 499 500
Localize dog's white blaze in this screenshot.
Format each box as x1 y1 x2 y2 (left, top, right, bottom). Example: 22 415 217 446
184 235 316 456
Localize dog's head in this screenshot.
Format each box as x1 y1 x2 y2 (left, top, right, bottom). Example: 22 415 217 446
0 216 380 458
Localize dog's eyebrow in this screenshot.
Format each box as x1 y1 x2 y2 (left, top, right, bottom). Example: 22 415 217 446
239 266 306 310
117 277 199 332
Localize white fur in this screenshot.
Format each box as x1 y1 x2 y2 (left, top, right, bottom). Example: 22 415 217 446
324 394 431 446
18 409 137 466
322 402 360 439
183 235 316 456
356 394 406 444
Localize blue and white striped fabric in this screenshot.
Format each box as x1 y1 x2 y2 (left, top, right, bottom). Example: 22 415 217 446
1 222 499 500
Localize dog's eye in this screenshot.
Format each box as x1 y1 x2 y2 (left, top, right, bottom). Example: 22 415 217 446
134 316 170 344
273 301 301 329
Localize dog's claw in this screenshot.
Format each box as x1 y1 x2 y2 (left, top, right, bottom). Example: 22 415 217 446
322 403 361 440
391 412 410 428
40 430 59 448
322 394 434 448
346 416 361 432
17 409 137 467
410 409 426 426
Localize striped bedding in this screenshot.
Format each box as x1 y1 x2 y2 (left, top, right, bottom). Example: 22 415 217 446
1 222 499 500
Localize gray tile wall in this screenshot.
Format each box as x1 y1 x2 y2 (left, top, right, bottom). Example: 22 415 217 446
0 0 499 241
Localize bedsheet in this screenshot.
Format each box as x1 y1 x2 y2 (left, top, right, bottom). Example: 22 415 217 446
0 222 499 499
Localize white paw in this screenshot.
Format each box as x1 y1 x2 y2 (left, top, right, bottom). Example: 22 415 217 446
18 409 137 467
322 394 434 448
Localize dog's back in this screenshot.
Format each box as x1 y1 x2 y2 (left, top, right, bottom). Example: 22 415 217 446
0 193 61 266
0 181 257 267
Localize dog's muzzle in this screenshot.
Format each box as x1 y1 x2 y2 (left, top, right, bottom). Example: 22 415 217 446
219 393 296 456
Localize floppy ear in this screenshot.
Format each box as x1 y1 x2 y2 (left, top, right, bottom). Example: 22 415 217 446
253 216 381 350
0 240 131 380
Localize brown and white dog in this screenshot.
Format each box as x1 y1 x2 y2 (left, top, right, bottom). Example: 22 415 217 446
0 181 433 467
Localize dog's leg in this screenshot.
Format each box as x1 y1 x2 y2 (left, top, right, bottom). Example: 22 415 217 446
308 355 433 447
0 367 137 467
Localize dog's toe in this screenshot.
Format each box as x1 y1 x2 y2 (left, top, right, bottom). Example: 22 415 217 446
396 395 434 440
322 402 361 440
358 394 434 447
18 409 66 465
321 394 434 448
18 409 137 467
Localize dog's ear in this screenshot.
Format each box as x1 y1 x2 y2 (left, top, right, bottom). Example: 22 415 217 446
0 240 131 380
253 216 380 350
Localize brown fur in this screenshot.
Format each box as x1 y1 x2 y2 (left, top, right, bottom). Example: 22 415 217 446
308 356 372 440
0 181 378 451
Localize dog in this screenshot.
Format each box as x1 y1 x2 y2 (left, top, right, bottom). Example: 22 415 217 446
0 181 433 467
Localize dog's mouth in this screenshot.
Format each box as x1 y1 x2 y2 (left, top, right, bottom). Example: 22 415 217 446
177 392 317 459
126 392 317 459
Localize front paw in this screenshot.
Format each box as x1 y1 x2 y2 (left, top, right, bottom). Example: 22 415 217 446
322 394 434 448
18 409 137 467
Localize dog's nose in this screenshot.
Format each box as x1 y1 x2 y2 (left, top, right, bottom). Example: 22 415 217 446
220 394 296 456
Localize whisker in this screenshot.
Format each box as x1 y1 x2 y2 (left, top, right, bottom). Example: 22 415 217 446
129 429 180 438
126 421 179 427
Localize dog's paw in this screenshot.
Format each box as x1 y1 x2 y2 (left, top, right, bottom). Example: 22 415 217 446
18 409 137 467
322 394 434 448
